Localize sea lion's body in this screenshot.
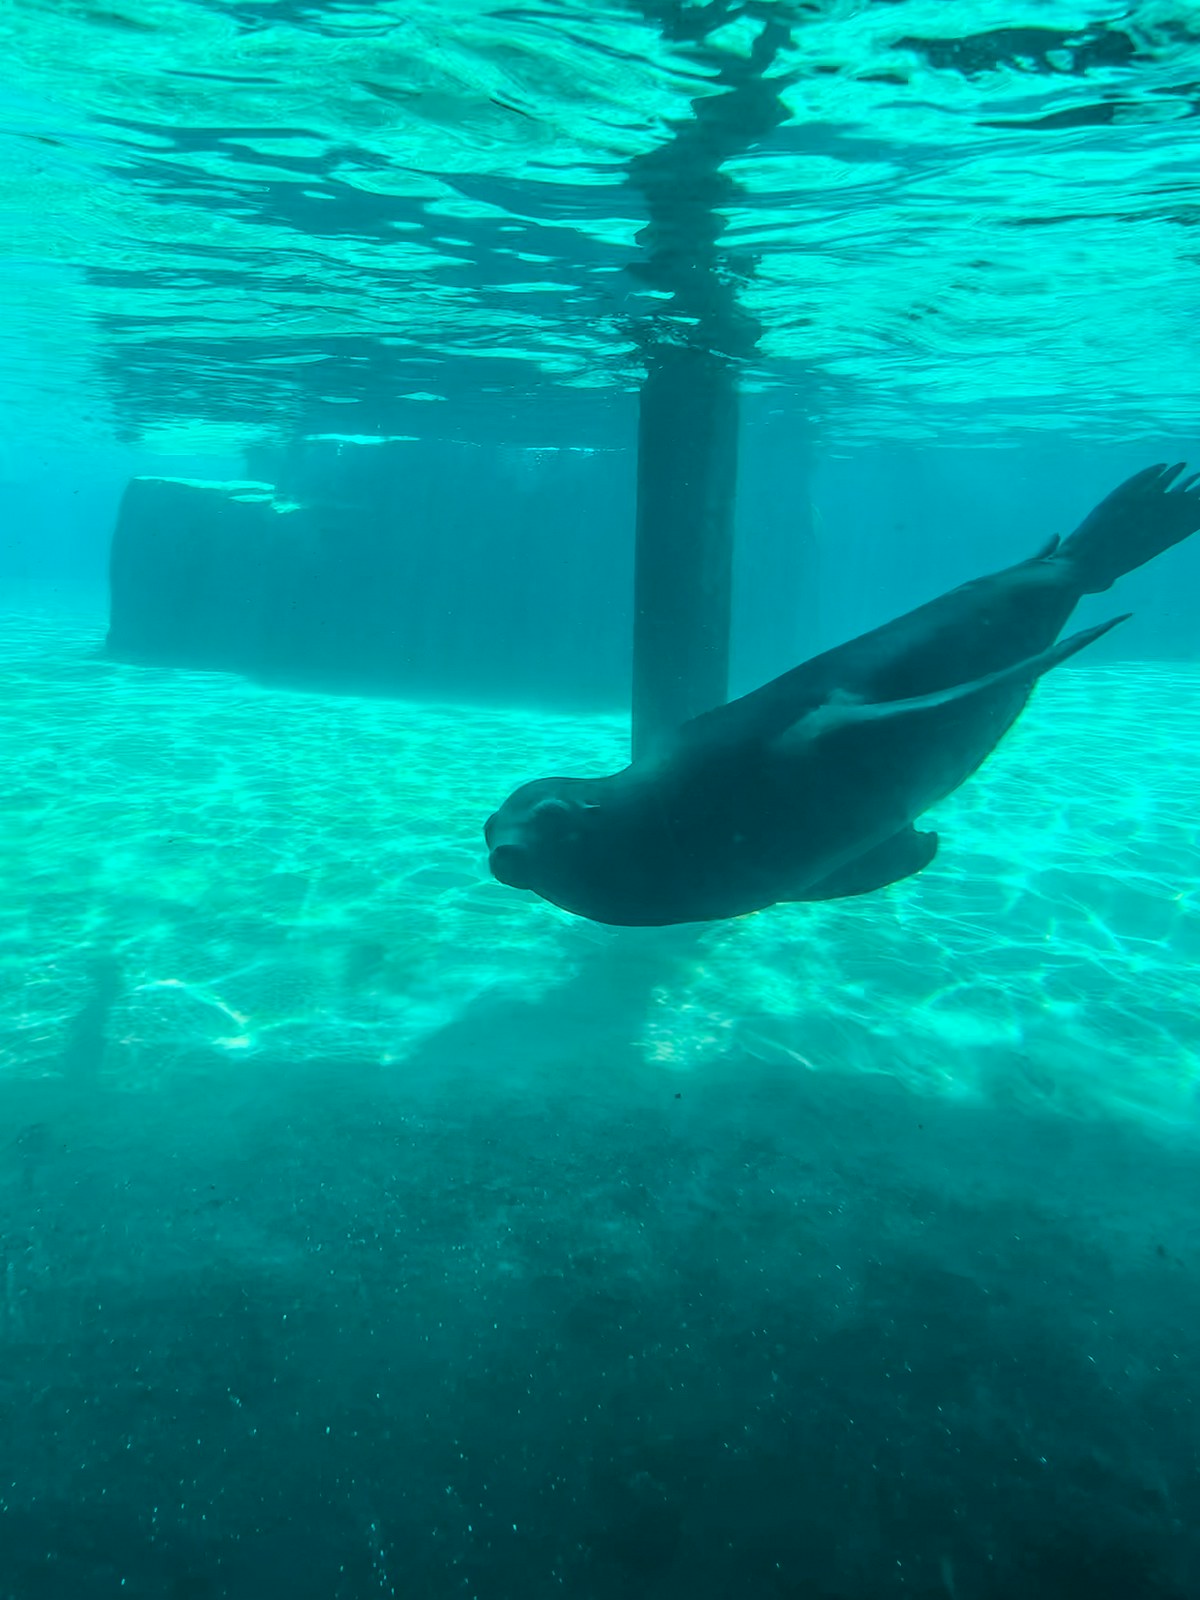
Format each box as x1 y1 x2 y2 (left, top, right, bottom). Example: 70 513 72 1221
485 464 1200 927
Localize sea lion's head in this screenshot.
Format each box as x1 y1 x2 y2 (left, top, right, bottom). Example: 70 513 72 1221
484 776 608 906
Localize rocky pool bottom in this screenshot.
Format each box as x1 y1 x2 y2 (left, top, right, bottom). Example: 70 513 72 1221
2 616 1198 1598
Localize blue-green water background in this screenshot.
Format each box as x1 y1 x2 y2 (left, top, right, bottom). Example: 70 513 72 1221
3 3 1200 1596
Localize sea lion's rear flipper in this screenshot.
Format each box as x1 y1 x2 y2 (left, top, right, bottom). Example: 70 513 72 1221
1059 463 1200 593
796 827 938 902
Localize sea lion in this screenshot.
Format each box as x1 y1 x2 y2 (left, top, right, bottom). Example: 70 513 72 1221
484 463 1200 927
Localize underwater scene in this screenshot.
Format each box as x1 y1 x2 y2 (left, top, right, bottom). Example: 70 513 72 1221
3 2 1200 1597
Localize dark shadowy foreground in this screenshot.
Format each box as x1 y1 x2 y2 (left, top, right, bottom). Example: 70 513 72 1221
2 981 1197 1600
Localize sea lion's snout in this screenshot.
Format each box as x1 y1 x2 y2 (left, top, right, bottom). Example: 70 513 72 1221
485 779 602 896
484 808 535 888
488 841 533 889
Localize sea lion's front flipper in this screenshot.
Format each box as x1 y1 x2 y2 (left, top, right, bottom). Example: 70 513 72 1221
766 615 1130 853
796 827 938 902
774 614 1129 763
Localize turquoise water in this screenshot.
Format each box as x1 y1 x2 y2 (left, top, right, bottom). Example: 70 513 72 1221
3 2 1200 452
6 618 1199 1124
5 2 1200 1596
4 617 1200 1593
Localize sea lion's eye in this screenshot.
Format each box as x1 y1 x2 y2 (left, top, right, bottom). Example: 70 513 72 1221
530 796 573 832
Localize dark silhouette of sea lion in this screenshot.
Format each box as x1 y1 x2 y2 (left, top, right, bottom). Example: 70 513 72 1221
485 463 1200 927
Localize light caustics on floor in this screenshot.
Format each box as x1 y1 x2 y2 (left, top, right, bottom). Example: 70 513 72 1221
2 616 1198 1129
